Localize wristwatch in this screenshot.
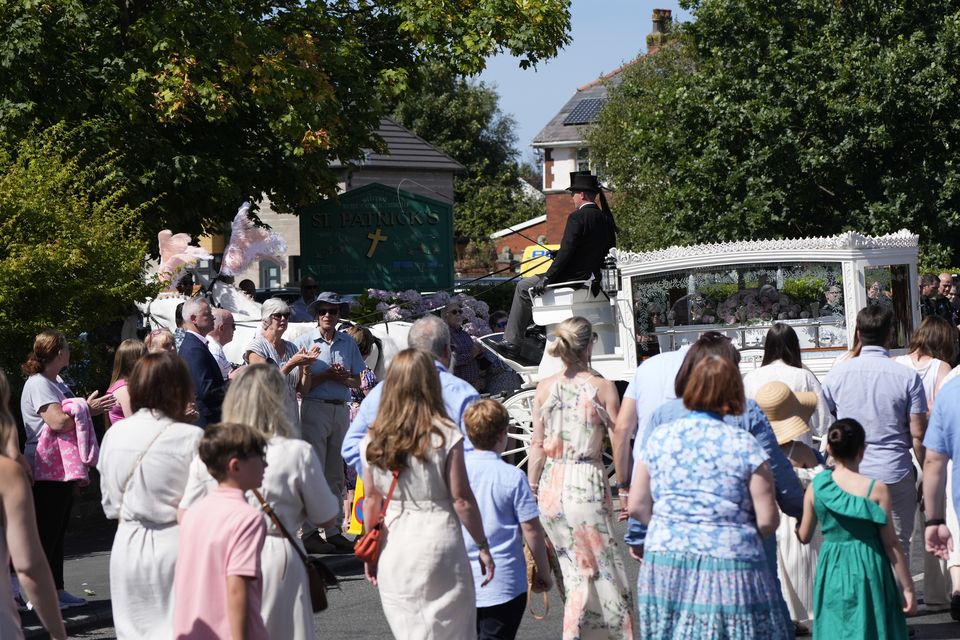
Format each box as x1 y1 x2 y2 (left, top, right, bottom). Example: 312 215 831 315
617 481 631 491
926 518 946 527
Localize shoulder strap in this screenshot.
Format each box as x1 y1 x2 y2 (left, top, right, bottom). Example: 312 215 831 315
118 417 175 517
374 470 400 527
865 478 876 498
251 489 312 567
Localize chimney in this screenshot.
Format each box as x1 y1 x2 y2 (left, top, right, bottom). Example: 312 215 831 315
646 8 672 55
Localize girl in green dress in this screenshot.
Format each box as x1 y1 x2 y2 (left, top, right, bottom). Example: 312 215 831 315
796 419 915 639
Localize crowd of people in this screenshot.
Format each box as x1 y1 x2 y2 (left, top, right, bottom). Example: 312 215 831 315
8 254 960 638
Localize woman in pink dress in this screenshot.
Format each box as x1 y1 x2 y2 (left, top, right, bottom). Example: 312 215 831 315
106 339 145 426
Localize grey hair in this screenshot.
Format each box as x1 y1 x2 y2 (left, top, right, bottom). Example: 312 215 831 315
549 316 593 366
212 308 233 331
408 315 450 359
261 298 291 329
222 363 292 438
181 297 209 324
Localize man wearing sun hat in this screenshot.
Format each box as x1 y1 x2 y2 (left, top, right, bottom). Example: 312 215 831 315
493 171 617 363
295 291 365 553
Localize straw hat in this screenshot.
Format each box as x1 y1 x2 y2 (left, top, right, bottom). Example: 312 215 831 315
754 381 817 445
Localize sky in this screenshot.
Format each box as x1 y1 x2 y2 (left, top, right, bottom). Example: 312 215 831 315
479 0 692 162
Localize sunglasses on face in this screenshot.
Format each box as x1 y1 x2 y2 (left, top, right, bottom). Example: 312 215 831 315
495 321 507 329
316 307 340 316
271 312 290 320
448 309 462 315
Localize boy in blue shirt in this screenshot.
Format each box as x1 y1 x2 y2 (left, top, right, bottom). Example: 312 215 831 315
463 399 552 639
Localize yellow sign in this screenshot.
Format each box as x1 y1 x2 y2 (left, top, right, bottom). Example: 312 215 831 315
519 244 560 276
347 477 364 535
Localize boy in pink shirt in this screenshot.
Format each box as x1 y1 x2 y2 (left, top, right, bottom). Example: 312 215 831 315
173 423 269 640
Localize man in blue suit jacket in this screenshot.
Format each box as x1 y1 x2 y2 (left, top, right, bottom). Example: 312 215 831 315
178 298 227 428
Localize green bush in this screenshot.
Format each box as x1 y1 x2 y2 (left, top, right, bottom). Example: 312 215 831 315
0 123 157 395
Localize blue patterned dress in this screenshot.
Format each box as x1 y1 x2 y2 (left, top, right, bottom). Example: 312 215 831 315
636 411 791 639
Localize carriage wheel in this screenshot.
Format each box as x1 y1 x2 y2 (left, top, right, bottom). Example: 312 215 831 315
500 389 536 469
498 388 616 482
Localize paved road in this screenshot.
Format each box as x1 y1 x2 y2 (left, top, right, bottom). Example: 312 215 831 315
20 518 960 639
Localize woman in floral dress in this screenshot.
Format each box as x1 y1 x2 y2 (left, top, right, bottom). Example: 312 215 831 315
529 317 634 639
629 355 791 639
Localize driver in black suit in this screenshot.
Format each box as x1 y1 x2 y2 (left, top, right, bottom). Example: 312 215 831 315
494 171 616 363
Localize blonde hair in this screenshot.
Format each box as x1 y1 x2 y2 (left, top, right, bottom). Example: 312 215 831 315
110 339 146 385
365 349 451 472
145 328 175 353
549 316 593 366
0 371 15 457
222 364 292 438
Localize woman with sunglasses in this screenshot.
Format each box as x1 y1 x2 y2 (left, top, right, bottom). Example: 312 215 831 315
443 302 481 389
244 298 319 435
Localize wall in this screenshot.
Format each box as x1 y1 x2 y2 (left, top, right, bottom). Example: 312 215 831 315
542 146 578 193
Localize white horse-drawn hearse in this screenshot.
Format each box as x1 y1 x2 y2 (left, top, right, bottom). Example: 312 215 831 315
481 229 920 469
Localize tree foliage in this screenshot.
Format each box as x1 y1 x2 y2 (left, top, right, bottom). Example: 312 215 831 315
0 123 156 385
0 1 570 242
390 64 545 238
590 1 960 264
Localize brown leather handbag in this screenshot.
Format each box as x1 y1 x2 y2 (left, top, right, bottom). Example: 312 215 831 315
354 470 399 564
252 489 336 613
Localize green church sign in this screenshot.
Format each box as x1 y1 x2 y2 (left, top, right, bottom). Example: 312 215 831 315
299 183 454 293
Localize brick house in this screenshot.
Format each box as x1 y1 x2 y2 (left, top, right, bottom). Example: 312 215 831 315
491 9 672 264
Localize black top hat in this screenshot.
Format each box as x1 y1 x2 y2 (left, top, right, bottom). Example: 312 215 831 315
566 171 602 193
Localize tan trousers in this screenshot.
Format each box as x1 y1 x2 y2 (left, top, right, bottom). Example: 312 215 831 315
300 399 350 535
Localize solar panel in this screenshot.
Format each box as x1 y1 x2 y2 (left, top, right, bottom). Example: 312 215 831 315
563 99 606 125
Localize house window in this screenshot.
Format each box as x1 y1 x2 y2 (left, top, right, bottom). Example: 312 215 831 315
259 260 282 289
577 148 590 173
576 148 606 180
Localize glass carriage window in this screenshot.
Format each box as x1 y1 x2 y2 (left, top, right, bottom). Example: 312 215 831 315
863 265 913 349
632 262 846 355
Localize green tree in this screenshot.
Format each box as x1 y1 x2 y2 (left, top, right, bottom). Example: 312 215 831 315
391 64 545 238
0 123 156 386
590 1 960 264
0 1 569 241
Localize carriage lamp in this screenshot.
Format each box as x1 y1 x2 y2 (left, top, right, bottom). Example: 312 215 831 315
601 255 621 294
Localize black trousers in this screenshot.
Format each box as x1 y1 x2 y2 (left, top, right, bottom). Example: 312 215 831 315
503 276 540 346
32 480 75 590
477 592 527 640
